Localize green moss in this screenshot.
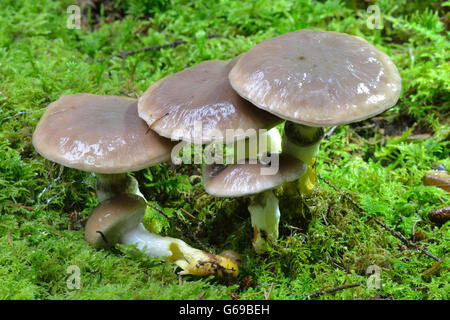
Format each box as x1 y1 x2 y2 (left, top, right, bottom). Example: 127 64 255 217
0 0 448 300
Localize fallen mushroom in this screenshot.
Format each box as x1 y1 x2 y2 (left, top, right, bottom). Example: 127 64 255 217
229 29 402 194
85 194 239 277
203 154 307 253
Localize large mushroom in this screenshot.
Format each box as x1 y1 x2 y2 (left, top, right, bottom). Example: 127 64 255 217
138 58 281 145
138 57 284 169
203 154 307 253
229 29 402 193
32 93 239 276
32 93 174 202
138 61 288 253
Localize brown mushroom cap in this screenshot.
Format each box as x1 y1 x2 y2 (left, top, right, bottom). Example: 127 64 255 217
138 58 281 144
84 194 146 249
32 94 176 174
229 29 402 126
203 155 307 197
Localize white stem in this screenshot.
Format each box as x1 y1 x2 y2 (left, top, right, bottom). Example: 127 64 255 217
248 189 280 254
121 223 239 276
121 223 174 257
96 173 145 202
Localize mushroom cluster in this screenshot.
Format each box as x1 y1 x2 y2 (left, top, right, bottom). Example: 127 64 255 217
32 29 401 276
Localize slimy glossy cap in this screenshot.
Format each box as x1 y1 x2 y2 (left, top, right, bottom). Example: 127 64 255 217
203 155 307 197
32 94 175 174
138 58 280 144
229 29 402 126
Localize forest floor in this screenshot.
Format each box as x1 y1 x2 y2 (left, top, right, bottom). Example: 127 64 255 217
0 0 448 299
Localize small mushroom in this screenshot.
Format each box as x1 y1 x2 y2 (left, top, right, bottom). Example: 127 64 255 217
203 154 307 253
32 93 176 202
85 194 240 277
229 30 402 194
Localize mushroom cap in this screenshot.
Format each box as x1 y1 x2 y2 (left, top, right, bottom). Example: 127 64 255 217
32 94 175 174
84 194 146 249
203 155 307 197
229 29 402 126
138 58 281 144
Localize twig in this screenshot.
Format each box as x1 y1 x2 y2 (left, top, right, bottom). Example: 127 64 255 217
318 175 441 262
304 283 360 298
1 111 33 122
146 203 210 252
286 224 302 231
146 203 170 219
8 202 35 211
174 210 210 252
216 288 224 296
326 254 348 272
324 126 337 139
97 33 220 63
243 291 263 299
145 112 169 134
372 218 440 262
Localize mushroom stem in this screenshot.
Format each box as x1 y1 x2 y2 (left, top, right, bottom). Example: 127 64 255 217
96 173 145 202
282 121 324 195
121 223 239 276
248 189 280 254
226 127 282 164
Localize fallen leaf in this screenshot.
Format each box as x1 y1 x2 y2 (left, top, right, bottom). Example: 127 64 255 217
423 170 450 192
428 206 450 226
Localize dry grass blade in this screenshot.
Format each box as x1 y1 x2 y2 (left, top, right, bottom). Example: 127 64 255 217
7 228 13 248
8 202 35 211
